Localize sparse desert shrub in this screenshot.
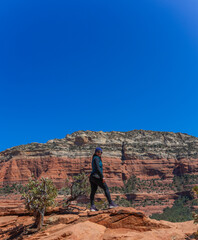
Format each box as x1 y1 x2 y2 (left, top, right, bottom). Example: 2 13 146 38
114 196 132 207
110 186 123 193
123 175 137 193
63 172 90 208
22 175 57 230
0 183 26 195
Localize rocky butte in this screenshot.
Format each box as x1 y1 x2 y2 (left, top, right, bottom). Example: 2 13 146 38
1 129 198 188
1 129 198 216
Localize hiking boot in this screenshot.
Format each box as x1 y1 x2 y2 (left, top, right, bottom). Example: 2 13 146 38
109 201 118 209
90 204 99 211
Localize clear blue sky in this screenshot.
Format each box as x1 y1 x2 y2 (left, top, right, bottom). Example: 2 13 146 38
0 0 198 151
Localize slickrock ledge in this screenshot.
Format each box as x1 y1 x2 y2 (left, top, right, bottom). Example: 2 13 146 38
0 206 196 240
87 207 170 231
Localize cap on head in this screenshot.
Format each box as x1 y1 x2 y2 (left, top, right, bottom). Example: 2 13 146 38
95 147 102 153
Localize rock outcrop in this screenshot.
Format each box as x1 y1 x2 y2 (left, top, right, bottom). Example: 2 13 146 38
0 204 197 240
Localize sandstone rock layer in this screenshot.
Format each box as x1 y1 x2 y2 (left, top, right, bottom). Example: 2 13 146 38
1 130 198 188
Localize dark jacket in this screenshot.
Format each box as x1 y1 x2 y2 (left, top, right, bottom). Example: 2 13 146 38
91 154 104 179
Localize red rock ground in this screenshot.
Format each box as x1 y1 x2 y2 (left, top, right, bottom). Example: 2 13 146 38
0 195 197 240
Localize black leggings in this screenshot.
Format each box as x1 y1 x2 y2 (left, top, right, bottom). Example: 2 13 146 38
89 174 112 205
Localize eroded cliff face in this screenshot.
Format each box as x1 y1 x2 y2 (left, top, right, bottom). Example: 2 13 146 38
0 130 198 188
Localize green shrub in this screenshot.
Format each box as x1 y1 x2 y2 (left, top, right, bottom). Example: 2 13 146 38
63 172 90 208
123 175 137 193
22 176 57 230
150 196 193 222
0 183 26 195
114 196 132 207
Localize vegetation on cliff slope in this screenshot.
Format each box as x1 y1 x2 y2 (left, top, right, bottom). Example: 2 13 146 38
150 196 193 222
0 183 26 195
109 174 198 194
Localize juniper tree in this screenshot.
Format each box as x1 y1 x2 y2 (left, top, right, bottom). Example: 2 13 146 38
63 172 90 208
22 175 58 230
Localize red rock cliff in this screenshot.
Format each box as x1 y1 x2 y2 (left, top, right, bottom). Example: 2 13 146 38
0 130 198 188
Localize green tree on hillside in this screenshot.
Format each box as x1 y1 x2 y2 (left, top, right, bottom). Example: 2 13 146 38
123 175 137 193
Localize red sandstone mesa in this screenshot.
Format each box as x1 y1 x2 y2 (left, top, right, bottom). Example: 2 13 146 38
1 130 198 188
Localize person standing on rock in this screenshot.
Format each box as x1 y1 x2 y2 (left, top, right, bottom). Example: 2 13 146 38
89 147 118 211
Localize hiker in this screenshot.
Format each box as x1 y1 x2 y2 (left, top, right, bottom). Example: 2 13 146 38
89 147 118 211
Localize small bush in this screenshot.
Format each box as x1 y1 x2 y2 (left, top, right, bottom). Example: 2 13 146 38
22 176 57 230
63 172 90 208
114 196 132 207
